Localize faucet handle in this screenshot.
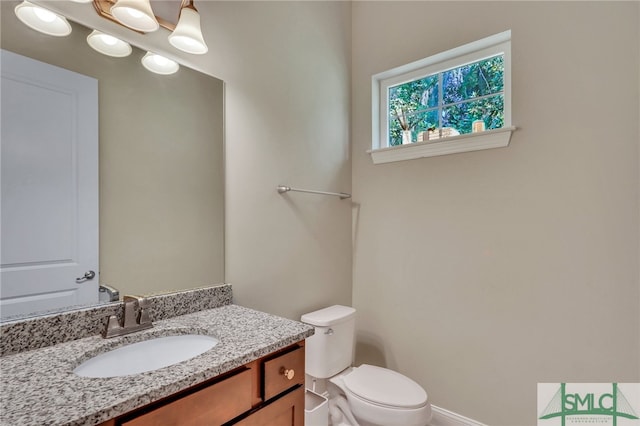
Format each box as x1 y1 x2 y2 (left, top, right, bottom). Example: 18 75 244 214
138 297 150 309
102 296 153 338
138 298 152 325
102 315 122 338
123 295 152 325
138 308 151 325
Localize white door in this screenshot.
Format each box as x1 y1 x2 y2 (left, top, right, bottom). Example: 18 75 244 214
1 49 99 318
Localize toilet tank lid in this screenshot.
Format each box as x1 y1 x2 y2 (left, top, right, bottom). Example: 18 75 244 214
301 305 355 326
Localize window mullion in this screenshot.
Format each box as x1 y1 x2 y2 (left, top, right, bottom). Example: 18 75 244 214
438 72 443 130
441 91 504 109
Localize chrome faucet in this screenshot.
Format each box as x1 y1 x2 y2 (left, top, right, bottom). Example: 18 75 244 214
102 295 153 338
99 284 120 302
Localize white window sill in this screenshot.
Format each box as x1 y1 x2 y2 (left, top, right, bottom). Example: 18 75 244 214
368 127 516 164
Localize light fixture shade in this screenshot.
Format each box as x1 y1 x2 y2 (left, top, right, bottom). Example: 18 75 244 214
168 7 208 54
110 0 158 33
141 52 179 75
14 1 71 37
87 30 132 57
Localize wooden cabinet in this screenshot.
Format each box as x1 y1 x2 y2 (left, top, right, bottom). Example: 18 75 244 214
121 368 252 426
100 341 305 426
234 386 304 426
263 346 305 401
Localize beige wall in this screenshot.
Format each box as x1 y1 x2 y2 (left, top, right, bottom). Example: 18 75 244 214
10 2 638 422
6 1 353 319
1 2 225 298
206 1 353 319
352 2 639 424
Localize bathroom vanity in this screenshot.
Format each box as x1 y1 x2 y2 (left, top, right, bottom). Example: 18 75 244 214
0 286 314 426
99 342 305 426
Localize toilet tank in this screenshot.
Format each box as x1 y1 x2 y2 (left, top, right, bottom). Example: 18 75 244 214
301 305 356 379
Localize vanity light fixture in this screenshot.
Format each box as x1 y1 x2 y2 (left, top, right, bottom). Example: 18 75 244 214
110 0 159 33
14 1 72 37
141 51 179 75
87 30 132 57
168 0 207 55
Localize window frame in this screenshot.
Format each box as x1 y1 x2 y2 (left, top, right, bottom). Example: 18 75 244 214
370 30 514 163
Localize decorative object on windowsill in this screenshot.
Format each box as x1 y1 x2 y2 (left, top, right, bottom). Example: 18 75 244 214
395 108 417 145
417 127 437 143
416 127 460 141
416 127 460 142
472 120 486 133
401 130 412 145
428 127 460 140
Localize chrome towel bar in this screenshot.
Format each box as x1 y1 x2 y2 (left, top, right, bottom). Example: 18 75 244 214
277 185 351 200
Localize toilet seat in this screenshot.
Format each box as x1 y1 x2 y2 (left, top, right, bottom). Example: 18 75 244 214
342 364 428 409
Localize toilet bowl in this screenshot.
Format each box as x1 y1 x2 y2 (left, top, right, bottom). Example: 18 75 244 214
301 305 432 426
330 364 431 426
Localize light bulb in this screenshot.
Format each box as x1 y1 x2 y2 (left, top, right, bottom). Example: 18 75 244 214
14 1 72 37
183 38 198 47
110 0 158 32
101 34 118 46
141 52 179 75
168 6 208 54
87 30 132 57
153 55 168 66
126 8 143 19
34 7 56 23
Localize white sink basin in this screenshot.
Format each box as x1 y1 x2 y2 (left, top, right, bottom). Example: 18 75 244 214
73 334 218 378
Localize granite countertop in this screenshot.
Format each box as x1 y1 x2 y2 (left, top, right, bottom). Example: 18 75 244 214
0 304 314 426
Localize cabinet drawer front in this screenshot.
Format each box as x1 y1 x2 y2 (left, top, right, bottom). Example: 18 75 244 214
263 347 304 400
122 368 252 426
234 386 304 426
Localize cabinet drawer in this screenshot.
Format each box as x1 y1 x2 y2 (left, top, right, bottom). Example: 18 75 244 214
233 386 304 426
263 346 304 401
122 368 252 426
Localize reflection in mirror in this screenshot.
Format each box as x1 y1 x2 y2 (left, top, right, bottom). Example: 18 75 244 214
0 1 224 321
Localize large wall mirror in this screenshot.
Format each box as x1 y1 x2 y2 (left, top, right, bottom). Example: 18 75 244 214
0 1 224 321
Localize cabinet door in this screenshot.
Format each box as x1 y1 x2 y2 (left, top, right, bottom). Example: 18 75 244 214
234 386 304 426
121 368 252 426
263 346 305 400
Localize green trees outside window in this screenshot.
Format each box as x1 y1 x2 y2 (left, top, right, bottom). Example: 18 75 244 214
388 55 504 146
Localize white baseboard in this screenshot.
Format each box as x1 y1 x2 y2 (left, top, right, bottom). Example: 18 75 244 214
430 405 486 426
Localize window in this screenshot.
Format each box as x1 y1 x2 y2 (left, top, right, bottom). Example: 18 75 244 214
370 31 514 164
389 55 504 145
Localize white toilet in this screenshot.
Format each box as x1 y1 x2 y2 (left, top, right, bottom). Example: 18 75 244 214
301 305 432 426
